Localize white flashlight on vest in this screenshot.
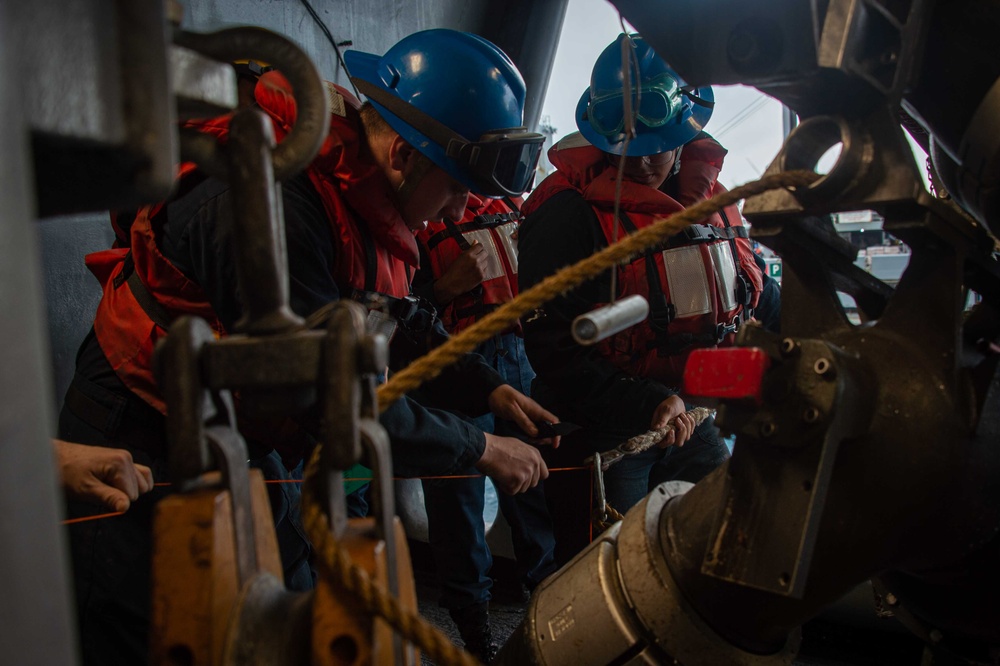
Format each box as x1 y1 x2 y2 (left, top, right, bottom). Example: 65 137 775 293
571 295 650 346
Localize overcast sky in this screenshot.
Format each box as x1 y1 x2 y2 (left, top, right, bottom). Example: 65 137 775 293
539 0 786 190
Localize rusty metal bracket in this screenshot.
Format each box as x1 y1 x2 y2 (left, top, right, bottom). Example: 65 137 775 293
226 108 304 336
157 315 218 482
359 419 409 664
308 300 406 664
205 425 257 586
224 574 313 666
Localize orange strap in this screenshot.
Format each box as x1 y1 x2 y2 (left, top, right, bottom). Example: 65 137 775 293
61 466 590 526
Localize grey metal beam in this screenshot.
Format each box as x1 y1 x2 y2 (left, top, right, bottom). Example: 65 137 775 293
0 2 79 662
478 0 570 132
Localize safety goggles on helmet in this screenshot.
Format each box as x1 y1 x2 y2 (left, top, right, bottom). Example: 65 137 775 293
443 128 544 197
354 78 544 197
587 74 714 140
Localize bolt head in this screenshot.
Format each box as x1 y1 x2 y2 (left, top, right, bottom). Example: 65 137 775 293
803 406 821 423
813 357 833 376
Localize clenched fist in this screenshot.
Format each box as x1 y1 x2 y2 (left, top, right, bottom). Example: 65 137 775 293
433 241 490 304
475 433 548 495
55 440 154 512
650 396 695 448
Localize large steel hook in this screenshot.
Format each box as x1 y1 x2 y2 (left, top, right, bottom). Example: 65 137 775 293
174 26 330 182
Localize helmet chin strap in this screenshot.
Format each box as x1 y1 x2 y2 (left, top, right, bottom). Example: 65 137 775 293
396 149 435 208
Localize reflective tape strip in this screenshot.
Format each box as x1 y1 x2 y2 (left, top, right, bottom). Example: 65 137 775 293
708 241 739 313
463 228 506 281
662 245 711 318
495 222 519 274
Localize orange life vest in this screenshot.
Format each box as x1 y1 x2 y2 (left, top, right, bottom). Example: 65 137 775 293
87 74 416 412
523 132 763 385
417 194 521 334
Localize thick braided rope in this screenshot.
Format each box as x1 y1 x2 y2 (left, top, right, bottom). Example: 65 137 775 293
300 171 817 666
595 503 627 533
301 455 481 666
377 170 819 410
587 406 714 470
590 408 712 531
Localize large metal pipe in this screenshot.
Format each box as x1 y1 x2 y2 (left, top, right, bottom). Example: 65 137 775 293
499 308 1000 663
477 0 570 133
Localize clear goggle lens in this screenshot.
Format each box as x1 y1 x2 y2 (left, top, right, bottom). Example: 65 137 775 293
588 73 684 137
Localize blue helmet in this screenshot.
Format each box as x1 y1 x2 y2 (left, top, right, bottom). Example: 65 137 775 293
576 34 714 157
345 29 544 197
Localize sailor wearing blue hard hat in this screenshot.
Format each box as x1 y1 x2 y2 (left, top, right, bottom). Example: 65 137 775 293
346 29 545 201
577 33 715 157
517 33 763 566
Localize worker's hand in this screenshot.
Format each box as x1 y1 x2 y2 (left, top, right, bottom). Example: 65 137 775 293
651 396 695 448
487 384 562 448
476 433 549 495
433 241 489 304
55 440 154 512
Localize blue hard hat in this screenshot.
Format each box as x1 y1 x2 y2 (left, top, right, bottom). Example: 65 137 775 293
576 34 714 157
345 29 544 197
